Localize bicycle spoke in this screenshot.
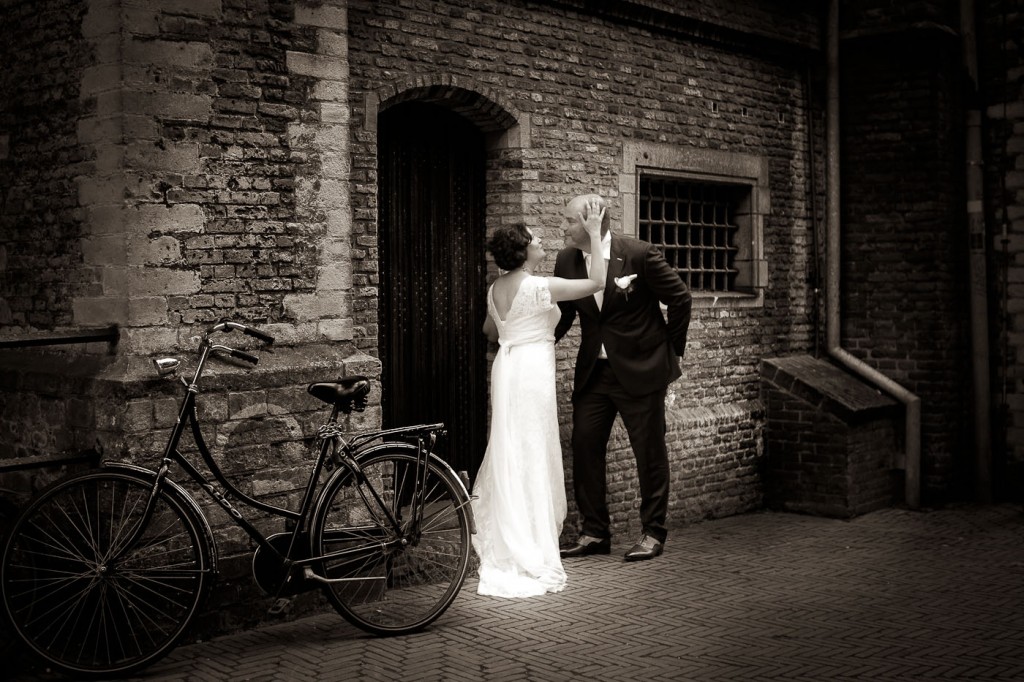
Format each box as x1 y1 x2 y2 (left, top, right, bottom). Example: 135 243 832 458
2 471 212 677
24 574 99 651
106 577 178 644
17 510 98 569
313 448 470 634
105 483 150 560
416 502 463 534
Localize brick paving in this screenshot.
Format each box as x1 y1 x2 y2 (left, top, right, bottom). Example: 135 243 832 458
10 504 1024 681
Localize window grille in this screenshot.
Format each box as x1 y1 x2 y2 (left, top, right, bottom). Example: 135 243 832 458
638 177 741 292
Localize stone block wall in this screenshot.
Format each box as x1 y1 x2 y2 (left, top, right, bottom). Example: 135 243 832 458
0 0 356 354
0 0 368 636
0 344 379 633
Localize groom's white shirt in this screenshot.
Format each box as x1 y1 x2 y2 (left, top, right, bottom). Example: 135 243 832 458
583 231 612 359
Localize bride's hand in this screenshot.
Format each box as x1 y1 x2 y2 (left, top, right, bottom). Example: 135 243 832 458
579 198 605 237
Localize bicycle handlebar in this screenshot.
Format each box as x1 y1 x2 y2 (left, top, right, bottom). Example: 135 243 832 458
241 324 275 345
229 348 260 365
197 321 275 371
208 344 260 366
209 320 275 345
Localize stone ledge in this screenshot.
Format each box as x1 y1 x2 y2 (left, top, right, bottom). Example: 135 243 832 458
761 355 899 424
0 346 380 464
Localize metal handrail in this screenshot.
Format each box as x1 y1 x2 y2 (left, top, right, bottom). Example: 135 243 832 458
0 449 102 474
0 326 119 349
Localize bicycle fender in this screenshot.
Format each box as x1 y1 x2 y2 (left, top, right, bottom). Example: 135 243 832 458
354 442 472 497
348 441 476 532
98 462 220 571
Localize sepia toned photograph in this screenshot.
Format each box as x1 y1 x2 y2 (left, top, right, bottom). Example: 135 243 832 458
1 1 1021 680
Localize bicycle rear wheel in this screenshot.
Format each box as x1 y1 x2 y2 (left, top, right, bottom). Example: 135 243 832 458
1 469 214 678
311 446 471 635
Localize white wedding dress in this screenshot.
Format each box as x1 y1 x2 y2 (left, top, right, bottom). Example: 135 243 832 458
472 275 568 598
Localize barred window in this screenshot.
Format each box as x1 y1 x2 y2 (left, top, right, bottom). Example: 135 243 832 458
621 143 768 305
639 177 743 293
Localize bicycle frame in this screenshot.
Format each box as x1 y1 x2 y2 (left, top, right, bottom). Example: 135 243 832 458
118 331 457 591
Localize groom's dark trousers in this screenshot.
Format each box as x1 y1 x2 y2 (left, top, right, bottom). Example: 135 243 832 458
572 359 669 543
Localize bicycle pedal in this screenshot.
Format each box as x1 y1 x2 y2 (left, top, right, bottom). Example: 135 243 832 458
267 597 293 617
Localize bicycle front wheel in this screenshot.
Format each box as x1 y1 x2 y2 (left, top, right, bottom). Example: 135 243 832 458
311 446 472 635
1 469 215 678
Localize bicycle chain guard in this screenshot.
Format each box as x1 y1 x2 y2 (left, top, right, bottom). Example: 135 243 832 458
252 532 315 598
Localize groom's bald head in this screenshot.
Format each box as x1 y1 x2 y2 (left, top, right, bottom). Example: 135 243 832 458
562 193 610 251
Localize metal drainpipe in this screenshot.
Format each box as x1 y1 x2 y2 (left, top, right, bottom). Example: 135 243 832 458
825 0 922 509
961 0 993 503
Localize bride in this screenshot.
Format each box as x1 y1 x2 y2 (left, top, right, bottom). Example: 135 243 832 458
472 198 606 598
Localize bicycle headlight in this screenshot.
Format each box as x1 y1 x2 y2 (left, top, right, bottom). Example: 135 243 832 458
153 357 181 377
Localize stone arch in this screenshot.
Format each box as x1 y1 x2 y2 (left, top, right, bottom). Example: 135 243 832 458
364 74 529 147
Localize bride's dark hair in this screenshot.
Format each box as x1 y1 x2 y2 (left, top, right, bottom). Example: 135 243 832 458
487 224 532 271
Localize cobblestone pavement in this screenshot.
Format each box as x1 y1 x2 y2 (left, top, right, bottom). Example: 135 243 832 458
10 504 1024 681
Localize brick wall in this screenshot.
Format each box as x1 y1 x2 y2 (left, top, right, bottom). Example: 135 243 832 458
978 0 1024 498
762 356 901 517
0 0 92 329
346 0 822 531
839 22 972 503
841 0 959 32
0 353 101 496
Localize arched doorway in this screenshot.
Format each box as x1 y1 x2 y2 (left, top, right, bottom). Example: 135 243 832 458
377 101 488 477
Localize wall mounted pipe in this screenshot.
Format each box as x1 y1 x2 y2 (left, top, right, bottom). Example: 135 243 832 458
961 0 993 503
825 0 922 509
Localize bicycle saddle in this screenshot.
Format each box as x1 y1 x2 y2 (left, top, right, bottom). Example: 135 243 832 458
307 376 371 409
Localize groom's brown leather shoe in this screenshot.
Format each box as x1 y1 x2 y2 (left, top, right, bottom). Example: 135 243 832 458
560 535 611 558
624 534 663 562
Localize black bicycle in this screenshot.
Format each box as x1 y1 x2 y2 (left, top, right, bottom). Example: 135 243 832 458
1 320 474 678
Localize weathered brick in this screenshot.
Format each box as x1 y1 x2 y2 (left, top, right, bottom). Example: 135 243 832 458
1 0 1020 644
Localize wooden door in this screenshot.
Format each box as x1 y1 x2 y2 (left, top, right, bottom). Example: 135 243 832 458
377 102 488 477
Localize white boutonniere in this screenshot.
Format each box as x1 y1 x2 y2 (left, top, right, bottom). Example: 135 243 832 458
614 273 638 300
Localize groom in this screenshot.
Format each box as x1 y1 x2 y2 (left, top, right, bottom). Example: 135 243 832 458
554 193 691 561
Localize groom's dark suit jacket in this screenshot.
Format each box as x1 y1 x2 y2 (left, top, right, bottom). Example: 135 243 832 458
554 234 692 399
